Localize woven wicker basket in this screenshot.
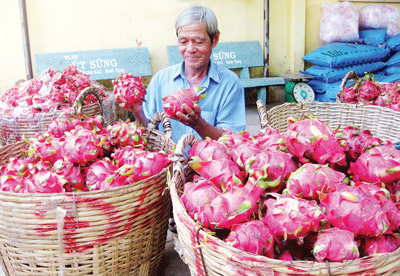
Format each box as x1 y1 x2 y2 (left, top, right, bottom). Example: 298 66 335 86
0 86 115 146
257 100 400 143
170 135 400 275
0 112 173 276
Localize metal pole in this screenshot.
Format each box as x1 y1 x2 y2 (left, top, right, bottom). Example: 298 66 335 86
19 0 33 80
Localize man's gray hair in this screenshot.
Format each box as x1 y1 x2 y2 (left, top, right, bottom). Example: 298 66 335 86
175 6 220 41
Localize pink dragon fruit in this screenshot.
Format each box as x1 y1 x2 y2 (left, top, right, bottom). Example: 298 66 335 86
319 184 393 237
86 157 119 191
25 134 63 164
284 116 347 170
126 150 171 182
335 125 382 163
350 141 400 185
162 86 207 116
357 78 379 104
253 128 284 150
245 149 298 193
0 170 25 193
224 220 274 257
189 156 246 191
361 234 400 256
283 163 348 201
112 73 147 108
107 121 148 149
46 115 80 138
339 84 359 103
261 193 325 244
188 137 230 161
181 176 222 218
61 133 100 166
193 179 268 230
217 130 252 148
52 159 85 192
313 227 360 262
227 140 262 170
24 162 64 193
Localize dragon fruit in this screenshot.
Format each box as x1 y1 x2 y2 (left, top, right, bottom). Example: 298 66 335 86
335 125 382 163
319 184 393 237
284 116 347 170
313 227 360 262
112 73 147 108
188 137 230 161
224 220 274 257
0 170 25 193
53 159 85 192
24 161 64 193
86 158 119 191
361 234 400 256
61 133 100 166
189 156 246 191
350 141 400 185
181 176 222 218
253 128 284 150
217 130 252 148
357 75 380 104
227 140 261 170
193 179 268 230
261 193 325 244
339 84 359 103
25 134 63 164
245 149 298 193
107 121 148 149
283 163 348 201
162 86 207 116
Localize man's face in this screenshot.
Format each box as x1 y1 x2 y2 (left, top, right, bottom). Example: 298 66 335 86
177 22 218 70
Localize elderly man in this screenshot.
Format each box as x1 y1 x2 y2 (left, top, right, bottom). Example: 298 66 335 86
122 5 246 143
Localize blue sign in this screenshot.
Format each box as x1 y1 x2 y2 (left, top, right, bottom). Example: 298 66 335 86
35 47 152 80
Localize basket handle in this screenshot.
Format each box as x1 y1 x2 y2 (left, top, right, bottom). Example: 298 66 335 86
340 71 359 91
172 134 202 182
147 111 172 137
72 86 104 116
256 99 272 130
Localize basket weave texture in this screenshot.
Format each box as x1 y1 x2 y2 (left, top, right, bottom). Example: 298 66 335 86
170 103 400 275
0 86 115 146
0 112 173 276
258 100 400 143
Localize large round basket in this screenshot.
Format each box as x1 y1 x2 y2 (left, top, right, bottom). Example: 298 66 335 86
170 135 400 275
257 99 400 143
0 112 174 276
0 86 115 146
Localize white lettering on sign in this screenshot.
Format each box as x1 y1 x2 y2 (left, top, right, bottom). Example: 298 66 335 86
64 55 78 60
213 51 237 60
71 61 87 70
89 58 118 69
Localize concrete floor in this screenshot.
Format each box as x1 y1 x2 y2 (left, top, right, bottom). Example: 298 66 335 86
0 102 277 276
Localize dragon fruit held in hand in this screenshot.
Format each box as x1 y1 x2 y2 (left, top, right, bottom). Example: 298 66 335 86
112 73 147 108
284 116 347 170
162 86 207 116
313 227 360 262
225 220 274 257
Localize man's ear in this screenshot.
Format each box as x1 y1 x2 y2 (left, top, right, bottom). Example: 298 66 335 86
211 32 220 48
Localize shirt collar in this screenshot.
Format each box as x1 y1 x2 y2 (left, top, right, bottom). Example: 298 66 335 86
172 61 221 85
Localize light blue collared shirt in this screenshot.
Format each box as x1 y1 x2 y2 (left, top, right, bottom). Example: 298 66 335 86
143 61 246 143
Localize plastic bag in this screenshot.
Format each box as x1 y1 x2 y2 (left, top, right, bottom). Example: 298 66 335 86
320 1 359 44
359 4 400 36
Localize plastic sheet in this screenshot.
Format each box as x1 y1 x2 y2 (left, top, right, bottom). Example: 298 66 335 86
320 1 359 44
359 4 400 36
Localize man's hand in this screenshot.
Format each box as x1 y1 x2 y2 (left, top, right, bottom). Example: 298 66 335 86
119 102 141 114
171 103 202 127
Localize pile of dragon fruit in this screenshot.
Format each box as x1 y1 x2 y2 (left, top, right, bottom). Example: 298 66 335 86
0 115 172 193
0 65 107 116
181 116 400 263
338 73 400 111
